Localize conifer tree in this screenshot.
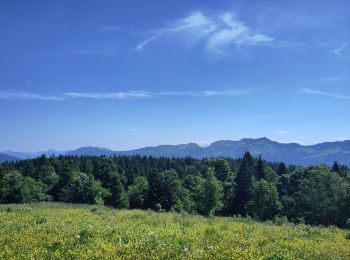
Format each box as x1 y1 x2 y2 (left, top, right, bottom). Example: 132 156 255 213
256 155 266 180
234 151 255 215
105 171 129 208
277 162 288 176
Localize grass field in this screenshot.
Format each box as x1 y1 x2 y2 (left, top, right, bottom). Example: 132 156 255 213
0 203 349 259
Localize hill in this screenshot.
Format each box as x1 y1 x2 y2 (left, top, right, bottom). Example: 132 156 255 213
0 203 349 259
0 153 19 163
3 149 68 160
3 138 350 165
65 147 113 156
69 138 350 166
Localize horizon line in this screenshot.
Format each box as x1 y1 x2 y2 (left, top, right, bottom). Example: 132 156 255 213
1 136 348 154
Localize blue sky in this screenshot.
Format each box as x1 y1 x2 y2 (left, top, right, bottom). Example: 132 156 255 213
0 0 349 151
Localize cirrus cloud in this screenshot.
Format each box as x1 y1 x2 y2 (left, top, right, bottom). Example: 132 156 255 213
302 88 350 100
136 11 273 54
0 89 250 101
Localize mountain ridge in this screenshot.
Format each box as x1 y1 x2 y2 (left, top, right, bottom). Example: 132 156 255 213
0 153 20 163
2 138 349 165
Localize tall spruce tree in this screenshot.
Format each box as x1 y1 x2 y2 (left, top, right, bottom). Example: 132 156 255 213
256 156 266 180
105 171 129 208
234 151 255 215
277 162 288 176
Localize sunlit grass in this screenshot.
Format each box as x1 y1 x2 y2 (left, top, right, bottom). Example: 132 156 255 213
0 203 349 259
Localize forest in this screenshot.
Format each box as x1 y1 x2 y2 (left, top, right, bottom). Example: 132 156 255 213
0 152 349 228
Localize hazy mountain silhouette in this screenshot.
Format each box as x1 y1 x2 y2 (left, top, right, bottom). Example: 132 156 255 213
3 138 350 165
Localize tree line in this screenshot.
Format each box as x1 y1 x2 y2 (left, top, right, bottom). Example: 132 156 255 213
0 152 349 227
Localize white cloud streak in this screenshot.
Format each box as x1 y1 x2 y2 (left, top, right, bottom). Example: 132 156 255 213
302 88 350 100
136 11 273 53
137 12 216 51
65 89 248 99
97 25 124 32
319 77 343 82
65 91 152 99
128 128 143 132
158 89 248 97
329 42 350 61
44 45 117 56
329 42 348 56
275 130 291 135
207 13 273 53
0 89 249 101
0 91 63 101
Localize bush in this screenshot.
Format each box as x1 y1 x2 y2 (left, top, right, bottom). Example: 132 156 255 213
346 233 350 240
273 216 289 226
155 203 164 212
346 218 350 229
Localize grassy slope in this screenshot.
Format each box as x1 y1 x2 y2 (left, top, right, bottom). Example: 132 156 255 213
0 203 349 259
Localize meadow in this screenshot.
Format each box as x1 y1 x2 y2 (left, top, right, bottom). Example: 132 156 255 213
0 203 349 259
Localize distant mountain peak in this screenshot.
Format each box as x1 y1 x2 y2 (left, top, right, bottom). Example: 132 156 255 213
241 137 272 143
2 138 349 166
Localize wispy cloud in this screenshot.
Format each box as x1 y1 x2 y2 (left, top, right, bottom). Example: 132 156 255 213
1 89 250 101
258 11 326 31
275 130 291 135
329 42 350 61
128 128 143 132
329 42 348 56
136 11 216 51
65 91 151 99
207 13 273 53
158 89 248 97
319 77 343 82
97 25 124 32
195 139 213 147
66 89 249 99
0 91 63 101
279 140 300 144
136 11 273 54
44 45 117 56
302 88 350 100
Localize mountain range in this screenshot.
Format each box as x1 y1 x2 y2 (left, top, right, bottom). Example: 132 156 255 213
1 138 349 166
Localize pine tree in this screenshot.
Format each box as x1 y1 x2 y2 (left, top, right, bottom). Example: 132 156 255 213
106 171 129 208
234 151 255 215
332 161 340 174
277 162 287 176
256 155 266 180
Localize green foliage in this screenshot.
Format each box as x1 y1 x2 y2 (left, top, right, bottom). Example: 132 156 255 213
206 158 233 182
234 151 255 215
332 161 348 177
148 169 185 211
276 162 287 176
256 156 266 180
0 203 349 259
128 176 149 209
36 165 59 188
247 179 282 220
273 215 290 226
197 170 223 217
0 171 51 203
291 166 347 226
105 171 129 208
1 153 349 228
20 160 35 177
60 172 106 204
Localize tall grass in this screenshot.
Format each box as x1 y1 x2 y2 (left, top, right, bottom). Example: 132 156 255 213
0 203 349 259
